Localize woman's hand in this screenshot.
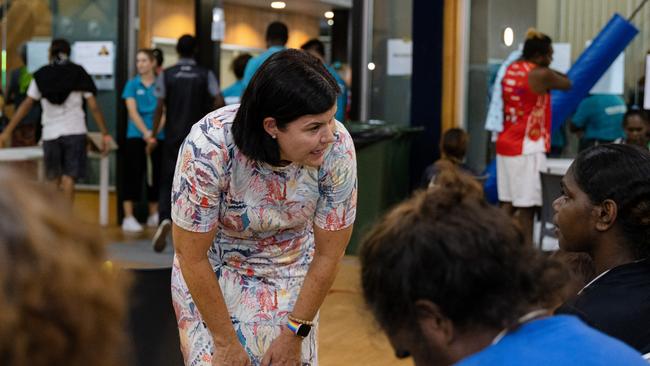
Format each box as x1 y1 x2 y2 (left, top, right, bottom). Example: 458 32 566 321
212 338 252 366
142 129 153 141
260 327 302 366
101 134 113 155
145 137 157 155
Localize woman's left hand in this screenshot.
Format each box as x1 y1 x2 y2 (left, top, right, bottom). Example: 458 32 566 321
260 327 302 366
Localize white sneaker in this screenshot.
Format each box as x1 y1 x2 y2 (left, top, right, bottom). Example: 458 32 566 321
146 213 159 228
122 216 144 233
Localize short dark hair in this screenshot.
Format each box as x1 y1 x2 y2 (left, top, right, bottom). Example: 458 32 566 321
623 108 649 127
232 49 340 165
440 128 468 162
301 39 325 58
572 144 650 259
231 53 252 80
522 31 552 60
152 48 164 67
266 21 289 45
360 170 567 335
50 38 71 58
176 34 196 58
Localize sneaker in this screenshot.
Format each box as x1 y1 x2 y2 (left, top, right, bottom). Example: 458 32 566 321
152 219 172 252
122 216 144 233
146 213 159 228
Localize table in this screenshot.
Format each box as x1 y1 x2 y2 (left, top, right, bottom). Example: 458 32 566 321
546 158 573 175
0 146 111 226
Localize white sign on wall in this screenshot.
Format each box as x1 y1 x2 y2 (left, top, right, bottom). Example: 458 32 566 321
26 41 50 73
72 41 114 75
549 43 571 74
586 40 625 95
387 39 412 76
590 52 625 95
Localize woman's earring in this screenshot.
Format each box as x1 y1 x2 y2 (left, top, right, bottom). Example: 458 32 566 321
272 135 277 139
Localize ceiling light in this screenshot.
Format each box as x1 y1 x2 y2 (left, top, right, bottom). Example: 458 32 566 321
503 27 514 47
368 62 376 71
271 1 286 9
325 11 334 19
327 19 334 26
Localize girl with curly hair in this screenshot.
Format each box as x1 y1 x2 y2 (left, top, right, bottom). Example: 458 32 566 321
555 144 650 353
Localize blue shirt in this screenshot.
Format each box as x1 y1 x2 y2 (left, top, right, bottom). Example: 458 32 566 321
572 94 626 141
222 79 245 105
122 75 163 139
455 315 646 366
326 64 347 122
241 46 286 88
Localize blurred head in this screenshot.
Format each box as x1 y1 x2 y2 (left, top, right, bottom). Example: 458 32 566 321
152 48 164 69
136 48 155 76
623 109 649 147
361 170 567 366
522 28 553 67
553 144 650 260
440 128 468 164
49 38 71 62
233 49 340 167
176 34 197 58
301 39 325 62
231 53 253 80
0 168 127 366
266 21 289 47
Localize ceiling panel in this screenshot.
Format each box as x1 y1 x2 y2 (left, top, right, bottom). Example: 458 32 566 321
223 0 351 18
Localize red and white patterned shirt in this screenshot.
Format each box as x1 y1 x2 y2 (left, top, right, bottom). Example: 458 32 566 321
497 60 551 156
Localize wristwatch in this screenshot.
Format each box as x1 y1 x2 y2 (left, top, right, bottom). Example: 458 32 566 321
287 318 312 338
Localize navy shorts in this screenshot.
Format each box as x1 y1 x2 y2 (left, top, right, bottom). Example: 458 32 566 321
42 134 87 180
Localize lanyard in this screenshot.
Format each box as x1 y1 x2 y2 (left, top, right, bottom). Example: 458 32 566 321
491 309 551 346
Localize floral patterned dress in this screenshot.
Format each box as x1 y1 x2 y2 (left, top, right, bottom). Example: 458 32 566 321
170 104 357 366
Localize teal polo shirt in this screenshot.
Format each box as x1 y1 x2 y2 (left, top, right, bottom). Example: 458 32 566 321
326 64 347 122
572 94 626 141
122 75 163 139
222 79 245 105
241 46 286 88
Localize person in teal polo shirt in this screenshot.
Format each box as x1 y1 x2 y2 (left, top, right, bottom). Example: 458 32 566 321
570 93 627 152
222 53 252 105
241 21 288 89
121 49 164 233
301 38 348 122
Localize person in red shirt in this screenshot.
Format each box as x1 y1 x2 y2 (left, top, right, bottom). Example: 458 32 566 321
497 29 571 246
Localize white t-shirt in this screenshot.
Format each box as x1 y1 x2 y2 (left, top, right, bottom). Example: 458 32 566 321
27 80 92 141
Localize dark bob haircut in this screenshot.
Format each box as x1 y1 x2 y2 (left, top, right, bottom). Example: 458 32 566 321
360 168 567 335
571 144 650 259
232 49 340 165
